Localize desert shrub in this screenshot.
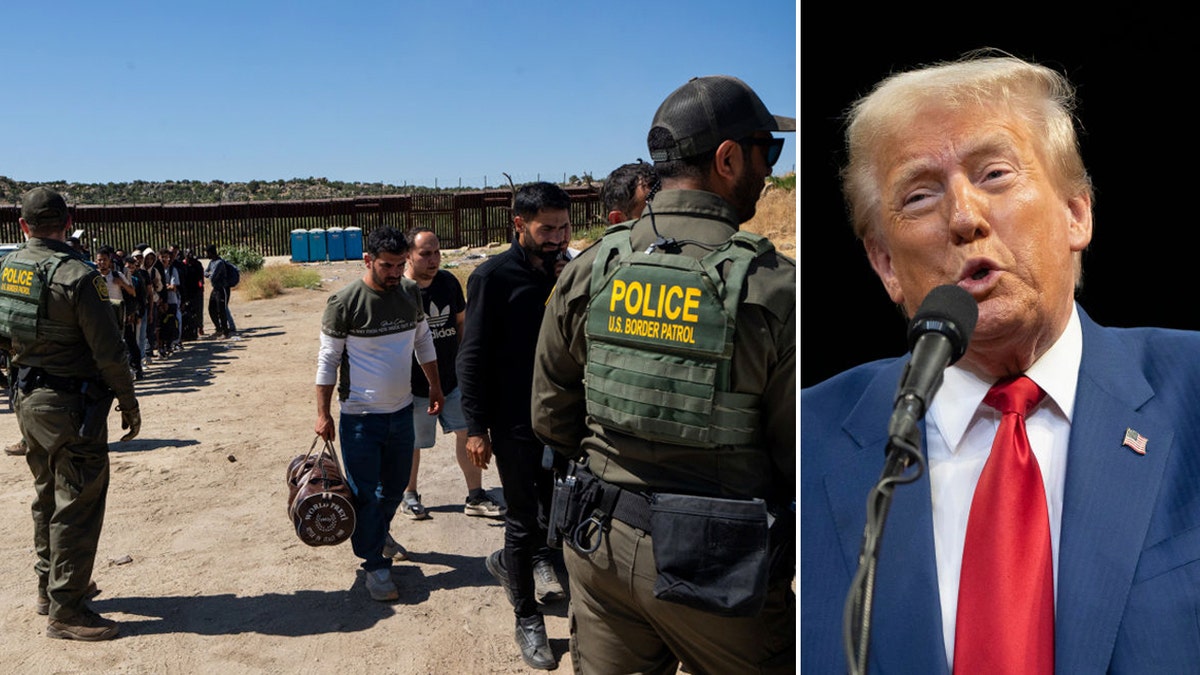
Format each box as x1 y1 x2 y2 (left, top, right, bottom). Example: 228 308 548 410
220 244 265 272
767 173 796 191
240 264 322 300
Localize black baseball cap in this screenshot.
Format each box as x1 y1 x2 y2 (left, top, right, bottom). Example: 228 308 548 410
20 187 70 228
648 75 795 162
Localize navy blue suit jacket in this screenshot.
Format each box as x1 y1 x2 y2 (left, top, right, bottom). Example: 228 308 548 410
801 307 1200 673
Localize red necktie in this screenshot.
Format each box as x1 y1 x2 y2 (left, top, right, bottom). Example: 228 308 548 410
954 375 1054 674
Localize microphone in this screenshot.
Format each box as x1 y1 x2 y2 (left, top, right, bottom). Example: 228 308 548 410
887 284 978 442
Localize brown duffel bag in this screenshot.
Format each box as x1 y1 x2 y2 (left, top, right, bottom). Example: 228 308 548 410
287 437 356 546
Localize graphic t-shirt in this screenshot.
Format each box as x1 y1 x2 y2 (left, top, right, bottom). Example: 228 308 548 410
410 269 466 398
315 278 436 415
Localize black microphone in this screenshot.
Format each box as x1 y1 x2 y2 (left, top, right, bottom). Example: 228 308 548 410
887 284 978 442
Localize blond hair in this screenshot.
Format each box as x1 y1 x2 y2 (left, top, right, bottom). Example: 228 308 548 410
841 51 1094 241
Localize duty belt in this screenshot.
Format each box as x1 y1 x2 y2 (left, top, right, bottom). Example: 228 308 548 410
17 366 93 394
605 479 652 532
573 465 653 540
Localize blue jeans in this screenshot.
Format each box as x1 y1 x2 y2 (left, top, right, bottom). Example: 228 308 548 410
339 405 415 572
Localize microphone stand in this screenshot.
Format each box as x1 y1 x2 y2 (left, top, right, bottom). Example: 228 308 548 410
842 420 926 675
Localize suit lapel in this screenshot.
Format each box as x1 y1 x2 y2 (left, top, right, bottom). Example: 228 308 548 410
1054 313 1173 673
826 359 950 674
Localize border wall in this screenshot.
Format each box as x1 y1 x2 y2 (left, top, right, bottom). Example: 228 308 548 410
0 188 604 257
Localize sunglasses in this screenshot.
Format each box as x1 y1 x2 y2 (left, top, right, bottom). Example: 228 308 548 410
740 136 785 167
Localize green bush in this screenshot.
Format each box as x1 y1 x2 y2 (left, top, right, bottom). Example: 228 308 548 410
767 173 796 191
220 244 265 272
240 264 322 300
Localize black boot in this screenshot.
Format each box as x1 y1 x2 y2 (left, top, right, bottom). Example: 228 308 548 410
514 613 556 670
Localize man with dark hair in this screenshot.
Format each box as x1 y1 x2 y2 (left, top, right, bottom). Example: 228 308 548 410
203 244 233 338
532 76 796 673
178 248 206 340
400 227 506 521
156 248 182 356
0 188 141 641
314 226 444 602
122 254 147 380
459 181 572 670
599 160 657 225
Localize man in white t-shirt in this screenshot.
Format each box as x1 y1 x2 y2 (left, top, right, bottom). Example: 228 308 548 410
314 226 444 602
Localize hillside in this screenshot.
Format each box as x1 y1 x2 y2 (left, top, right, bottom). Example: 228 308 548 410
0 176 460 206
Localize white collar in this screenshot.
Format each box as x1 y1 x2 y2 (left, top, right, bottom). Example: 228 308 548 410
928 304 1082 450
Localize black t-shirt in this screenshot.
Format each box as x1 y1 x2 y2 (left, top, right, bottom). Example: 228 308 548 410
410 269 466 397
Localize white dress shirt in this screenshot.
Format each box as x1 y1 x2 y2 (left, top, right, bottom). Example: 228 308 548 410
925 305 1081 668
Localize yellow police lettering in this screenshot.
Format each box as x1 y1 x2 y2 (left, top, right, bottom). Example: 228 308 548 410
664 286 683 320
623 282 643 316
2 267 33 286
683 287 701 322
610 279 627 312
0 267 35 296
611 280 702 323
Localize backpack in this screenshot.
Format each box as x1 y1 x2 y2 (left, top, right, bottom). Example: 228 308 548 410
225 260 241 288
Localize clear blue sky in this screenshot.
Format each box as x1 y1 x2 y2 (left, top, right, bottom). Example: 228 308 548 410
1 1 796 189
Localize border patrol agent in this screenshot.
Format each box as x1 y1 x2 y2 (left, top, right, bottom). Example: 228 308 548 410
532 76 796 674
0 188 141 641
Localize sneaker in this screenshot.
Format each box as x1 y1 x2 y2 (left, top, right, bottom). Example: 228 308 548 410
37 580 99 616
514 614 556 670
46 608 118 641
365 568 398 602
534 560 565 604
400 493 430 520
382 533 409 561
485 549 515 607
464 493 506 518
4 439 27 456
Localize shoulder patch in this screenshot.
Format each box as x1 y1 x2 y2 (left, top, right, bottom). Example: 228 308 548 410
93 275 110 301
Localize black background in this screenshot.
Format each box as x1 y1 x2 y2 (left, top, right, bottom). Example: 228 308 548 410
800 16 1190 388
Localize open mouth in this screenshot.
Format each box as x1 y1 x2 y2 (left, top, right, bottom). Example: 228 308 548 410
970 266 991 281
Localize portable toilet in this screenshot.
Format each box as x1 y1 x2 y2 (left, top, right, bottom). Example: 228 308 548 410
344 227 364 259
290 229 310 262
326 226 345 261
308 228 327 262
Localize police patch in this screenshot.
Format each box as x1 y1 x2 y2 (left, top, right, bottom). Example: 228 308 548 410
93 275 109 301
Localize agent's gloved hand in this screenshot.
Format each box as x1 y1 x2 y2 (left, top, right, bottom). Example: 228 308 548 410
119 404 141 442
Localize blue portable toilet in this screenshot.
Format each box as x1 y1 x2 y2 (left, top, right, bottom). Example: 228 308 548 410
326 227 345 261
290 229 310 262
344 227 364 259
308 228 327 262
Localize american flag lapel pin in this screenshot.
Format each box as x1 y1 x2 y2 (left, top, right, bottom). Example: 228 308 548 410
1123 428 1148 455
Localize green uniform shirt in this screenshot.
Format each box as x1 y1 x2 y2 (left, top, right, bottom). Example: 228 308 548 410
532 189 795 504
0 237 136 409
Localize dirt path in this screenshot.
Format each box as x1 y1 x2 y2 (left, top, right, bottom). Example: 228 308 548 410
0 255 574 674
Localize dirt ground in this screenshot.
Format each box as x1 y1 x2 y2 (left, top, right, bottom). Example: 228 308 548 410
0 254 579 674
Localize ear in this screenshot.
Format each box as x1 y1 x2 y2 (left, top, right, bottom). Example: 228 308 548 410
18 218 31 237
513 215 527 234
1065 192 1093 252
711 139 742 184
864 234 905 306
607 210 626 225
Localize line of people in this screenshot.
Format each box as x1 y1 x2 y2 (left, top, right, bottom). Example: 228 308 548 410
95 242 241 380
314 74 794 673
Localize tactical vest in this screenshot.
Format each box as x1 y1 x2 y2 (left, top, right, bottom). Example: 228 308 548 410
584 227 771 448
0 245 83 345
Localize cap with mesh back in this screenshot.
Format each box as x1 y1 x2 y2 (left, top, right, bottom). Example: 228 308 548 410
648 75 795 162
20 187 69 228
